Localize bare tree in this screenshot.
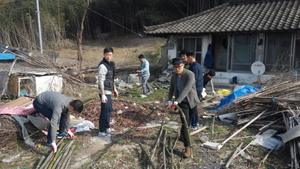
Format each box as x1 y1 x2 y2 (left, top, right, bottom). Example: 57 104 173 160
77 0 92 71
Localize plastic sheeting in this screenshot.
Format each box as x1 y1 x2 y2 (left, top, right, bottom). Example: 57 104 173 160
0 106 35 115
211 85 262 111
0 53 26 60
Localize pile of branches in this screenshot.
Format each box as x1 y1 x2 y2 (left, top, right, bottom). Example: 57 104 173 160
218 70 300 168
0 115 20 149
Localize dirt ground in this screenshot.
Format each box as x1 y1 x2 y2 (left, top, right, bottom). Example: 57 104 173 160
0 35 291 169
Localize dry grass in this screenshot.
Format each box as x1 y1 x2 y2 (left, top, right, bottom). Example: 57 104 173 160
56 35 166 69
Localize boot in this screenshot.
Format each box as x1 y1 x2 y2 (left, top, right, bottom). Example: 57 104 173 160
183 147 191 158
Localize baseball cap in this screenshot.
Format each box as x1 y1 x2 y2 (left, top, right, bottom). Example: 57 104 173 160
172 57 183 65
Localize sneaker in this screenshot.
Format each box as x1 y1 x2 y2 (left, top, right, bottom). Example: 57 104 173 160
106 128 115 133
141 94 147 98
57 132 68 138
189 126 198 130
98 132 111 137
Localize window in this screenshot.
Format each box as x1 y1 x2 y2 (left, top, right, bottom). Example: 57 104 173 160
265 32 292 71
232 34 256 71
177 37 202 63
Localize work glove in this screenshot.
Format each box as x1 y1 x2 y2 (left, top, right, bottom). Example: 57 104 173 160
114 89 119 98
101 94 108 103
67 130 75 140
137 73 142 77
167 100 172 107
170 101 178 109
51 142 57 153
136 70 141 73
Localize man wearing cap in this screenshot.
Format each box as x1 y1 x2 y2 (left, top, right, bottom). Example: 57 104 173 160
167 57 200 158
136 54 152 98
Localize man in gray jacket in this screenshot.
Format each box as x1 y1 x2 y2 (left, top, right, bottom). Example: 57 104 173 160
33 91 83 153
168 57 200 158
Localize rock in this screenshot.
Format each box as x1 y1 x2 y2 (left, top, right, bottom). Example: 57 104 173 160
200 135 209 143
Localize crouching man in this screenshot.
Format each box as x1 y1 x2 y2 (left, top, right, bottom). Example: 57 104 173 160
33 91 83 153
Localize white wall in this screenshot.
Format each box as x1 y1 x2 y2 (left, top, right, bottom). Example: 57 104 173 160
214 72 274 84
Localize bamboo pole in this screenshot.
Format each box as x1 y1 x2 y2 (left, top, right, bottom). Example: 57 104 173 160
35 156 45 169
61 145 76 169
217 109 267 150
48 142 67 168
52 140 74 168
190 126 207 136
40 137 66 168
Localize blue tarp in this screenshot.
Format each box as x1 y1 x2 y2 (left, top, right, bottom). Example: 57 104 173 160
211 85 262 112
0 53 25 60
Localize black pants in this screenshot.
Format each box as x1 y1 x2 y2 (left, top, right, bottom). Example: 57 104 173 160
178 102 193 147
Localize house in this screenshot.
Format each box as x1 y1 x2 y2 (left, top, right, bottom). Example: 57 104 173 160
144 0 300 84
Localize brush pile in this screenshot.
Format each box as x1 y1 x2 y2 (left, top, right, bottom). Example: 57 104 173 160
218 70 300 168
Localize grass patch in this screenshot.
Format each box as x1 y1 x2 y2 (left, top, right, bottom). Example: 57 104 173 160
118 85 168 102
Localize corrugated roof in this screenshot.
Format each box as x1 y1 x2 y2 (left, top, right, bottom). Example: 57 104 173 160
144 0 300 35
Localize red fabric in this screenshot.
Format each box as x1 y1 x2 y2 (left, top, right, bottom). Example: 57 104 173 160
0 106 36 115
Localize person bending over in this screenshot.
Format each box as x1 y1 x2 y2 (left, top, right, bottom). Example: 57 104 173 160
33 91 83 153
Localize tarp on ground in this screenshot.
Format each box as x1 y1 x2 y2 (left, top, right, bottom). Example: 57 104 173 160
211 85 262 111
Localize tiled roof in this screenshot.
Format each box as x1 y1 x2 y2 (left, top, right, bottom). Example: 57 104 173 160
144 0 300 35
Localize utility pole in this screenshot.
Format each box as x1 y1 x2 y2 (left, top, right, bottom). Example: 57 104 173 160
36 0 43 53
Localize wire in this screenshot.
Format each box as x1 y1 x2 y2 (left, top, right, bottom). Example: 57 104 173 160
72 0 143 37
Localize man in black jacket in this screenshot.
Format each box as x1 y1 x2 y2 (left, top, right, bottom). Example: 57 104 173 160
97 47 119 137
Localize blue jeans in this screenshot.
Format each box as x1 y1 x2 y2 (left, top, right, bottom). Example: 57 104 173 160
142 75 151 95
33 99 66 143
99 94 112 133
191 106 198 127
